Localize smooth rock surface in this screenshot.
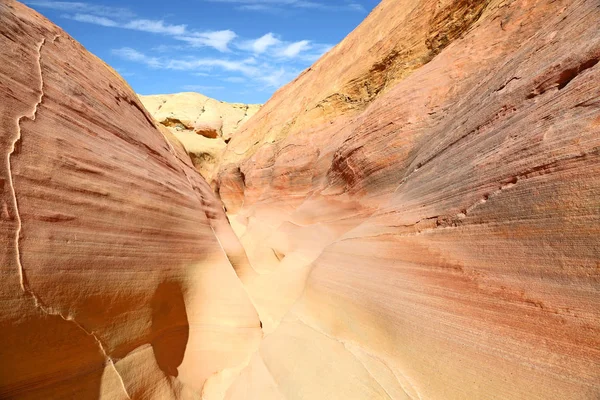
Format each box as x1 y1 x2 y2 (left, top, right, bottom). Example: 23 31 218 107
216 0 600 398
140 93 261 181
0 0 599 399
0 2 260 399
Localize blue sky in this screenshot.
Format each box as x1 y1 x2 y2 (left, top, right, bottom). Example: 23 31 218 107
25 0 379 103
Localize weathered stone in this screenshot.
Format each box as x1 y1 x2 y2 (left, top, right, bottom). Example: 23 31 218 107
139 93 261 182
0 2 260 398
217 0 600 398
1 0 599 398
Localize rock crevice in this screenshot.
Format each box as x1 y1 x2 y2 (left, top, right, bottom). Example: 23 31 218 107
7 33 133 400
10 36 46 292
1 0 600 398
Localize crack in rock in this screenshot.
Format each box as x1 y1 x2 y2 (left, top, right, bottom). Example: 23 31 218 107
233 105 250 132
8 34 132 400
10 37 46 292
293 316 421 400
154 108 265 399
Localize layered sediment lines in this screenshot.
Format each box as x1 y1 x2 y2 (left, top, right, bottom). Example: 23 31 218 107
0 0 599 398
216 0 600 398
0 2 260 398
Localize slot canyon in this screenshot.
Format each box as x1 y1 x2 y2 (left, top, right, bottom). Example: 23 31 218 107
0 0 599 398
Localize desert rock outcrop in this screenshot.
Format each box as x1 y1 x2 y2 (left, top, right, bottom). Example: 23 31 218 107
216 0 600 398
0 0 599 399
0 2 261 398
139 93 260 181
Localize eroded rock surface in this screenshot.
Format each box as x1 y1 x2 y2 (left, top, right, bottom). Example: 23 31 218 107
1 0 599 399
0 2 261 399
139 93 260 181
216 0 600 398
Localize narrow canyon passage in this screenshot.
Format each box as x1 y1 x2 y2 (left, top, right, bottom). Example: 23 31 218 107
1 3 263 398
1 0 599 399
211 0 600 396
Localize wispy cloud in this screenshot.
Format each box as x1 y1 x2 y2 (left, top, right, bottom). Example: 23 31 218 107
30 0 337 96
112 47 302 89
112 48 162 68
182 85 225 91
112 30 331 88
175 30 237 52
30 1 332 57
241 32 281 54
279 40 311 58
205 0 366 13
124 19 187 35
114 67 136 77
71 13 118 27
70 13 188 35
224 76 247 83
29 0 235 51
24 1 135 18
346 2 366 12
166 57 259 76
68 14 233 51
237 34 331 61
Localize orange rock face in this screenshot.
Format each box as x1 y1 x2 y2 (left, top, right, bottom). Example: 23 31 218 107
1 0 600 399
216 0 600 398
0 2 260 399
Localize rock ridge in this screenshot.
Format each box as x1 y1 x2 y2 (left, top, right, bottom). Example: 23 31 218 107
139 92 261 182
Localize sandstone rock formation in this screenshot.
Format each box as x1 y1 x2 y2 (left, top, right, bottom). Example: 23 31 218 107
216 0 600 398
1 0 599 399
0 2 261 398
139 93 260 181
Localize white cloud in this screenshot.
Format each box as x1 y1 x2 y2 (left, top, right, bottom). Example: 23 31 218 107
259 67 287 86
31 1 233 52
182 85 225 91
301 43 333 62
236 34 330 62
165 58 259 77
151 44 187 53
279 40 311 58
32 1 337 94
68 15 188 37
225 76 246 83
71 13 118 27
204 0 366 13
247 33 281 54
111 48 161 68
112 47 304 88
25 1 135 18
176 30 237 52
67 14 232 52
30 0 331 56
238 4 276 12
124 19 187 35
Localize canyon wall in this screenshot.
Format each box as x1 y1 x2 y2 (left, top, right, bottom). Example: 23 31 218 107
0 2 261 398
216 0 600 398
0 0 599 399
